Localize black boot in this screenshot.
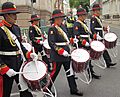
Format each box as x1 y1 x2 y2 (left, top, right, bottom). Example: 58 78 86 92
92 73 101 79
107 62 116 68
70 90 83 96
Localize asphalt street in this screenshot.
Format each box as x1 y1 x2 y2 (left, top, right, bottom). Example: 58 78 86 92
11 25 120 97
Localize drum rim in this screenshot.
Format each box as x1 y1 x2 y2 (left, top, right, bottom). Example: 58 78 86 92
104 32 118 42
22 60 48 81
90 40 105 52
71 48 90 62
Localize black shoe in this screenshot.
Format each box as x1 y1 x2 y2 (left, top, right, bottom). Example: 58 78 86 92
70 91 83 96
107 63 116 68
92 73 101 79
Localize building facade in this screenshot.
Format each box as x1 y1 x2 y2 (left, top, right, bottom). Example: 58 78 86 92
0 0 56 27
102 0 120 19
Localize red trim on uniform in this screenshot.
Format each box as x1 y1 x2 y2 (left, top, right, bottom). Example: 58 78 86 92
70 38 74 44
93 33 97 39
0 8 16 12
1 20 12 27
82 39 87 45
58 48 64 55
77 11 86 15
50 62 56 78
26 51 32 59
0 76 3 97
92 7 101 10
0 66 9 75
52 13 64 18
36 39 40 44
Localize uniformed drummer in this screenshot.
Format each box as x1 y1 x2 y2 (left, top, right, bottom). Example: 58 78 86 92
90 4 116 68
48 9 83 96
72 8 101 79
0 2 38 97
28 14 51 72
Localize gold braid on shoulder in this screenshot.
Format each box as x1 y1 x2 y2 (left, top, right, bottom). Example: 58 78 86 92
3 26 16 47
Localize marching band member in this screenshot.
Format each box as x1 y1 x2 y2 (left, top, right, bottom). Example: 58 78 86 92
0 2 38 97
28 14 51 72
48 9 83 96
90 4 116 68
73 8 101 79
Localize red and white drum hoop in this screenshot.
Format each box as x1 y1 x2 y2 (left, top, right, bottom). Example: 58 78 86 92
22 60 50 91
43 39 51 55
71 48 90 73
90 40 105 60
104 32 118 49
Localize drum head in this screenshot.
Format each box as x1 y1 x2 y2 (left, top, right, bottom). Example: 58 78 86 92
71 48 90 63
43 39 51 49
22 61 47 81
104 32 117 42
22 43 32 51
90 41 105 52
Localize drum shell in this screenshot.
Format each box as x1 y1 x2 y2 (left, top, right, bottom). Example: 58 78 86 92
90 48 103 60
72 59 88 73
104 39 117 49
22 61 50 91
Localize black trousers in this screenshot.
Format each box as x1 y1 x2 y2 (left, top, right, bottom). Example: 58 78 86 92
3 74 33 97
48 61 78 92
103 50 112 66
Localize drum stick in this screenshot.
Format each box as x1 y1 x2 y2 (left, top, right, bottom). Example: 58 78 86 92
16 71 38 74
32 47 39 73
74 36 78 49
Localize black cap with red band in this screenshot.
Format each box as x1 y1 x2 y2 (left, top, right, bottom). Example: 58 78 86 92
50 9 66 20
76 8 87 16
0 2 20 16
29 14 40 22
92 4 102 11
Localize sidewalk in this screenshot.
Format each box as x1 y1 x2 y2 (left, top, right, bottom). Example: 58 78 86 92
103 18 120 29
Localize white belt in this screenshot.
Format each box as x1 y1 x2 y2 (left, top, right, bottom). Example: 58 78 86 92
80 35 89 38
35 37 42 40
55 42 68 46
0 51 21 56
95 28 103 30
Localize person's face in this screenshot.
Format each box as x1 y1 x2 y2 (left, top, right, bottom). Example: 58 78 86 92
33 20 39 25
5 13 17 24
95 10 101 16
55 17 64 25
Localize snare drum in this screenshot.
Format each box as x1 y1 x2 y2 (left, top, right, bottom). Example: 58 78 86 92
104 32 117 49
22 60 50 91
71 48 90 73
22 43 32 51
43 39 51 55
90 41 105 60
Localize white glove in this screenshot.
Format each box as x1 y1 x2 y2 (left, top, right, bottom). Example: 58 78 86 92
6 69 17 77
97 34 103 40
39 41 43 45
62 50 69 57
30 53 38 60
85 42 89 47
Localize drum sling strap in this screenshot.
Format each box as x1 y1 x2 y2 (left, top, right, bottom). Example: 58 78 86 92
1 26 26 61
1 26 28 91
77 20 91 41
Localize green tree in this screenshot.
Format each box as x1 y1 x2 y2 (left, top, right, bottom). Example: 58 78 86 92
69 0 90 9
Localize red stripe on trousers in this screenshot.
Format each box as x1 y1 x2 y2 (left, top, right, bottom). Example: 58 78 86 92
50 62 56 78
0 76 3 97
